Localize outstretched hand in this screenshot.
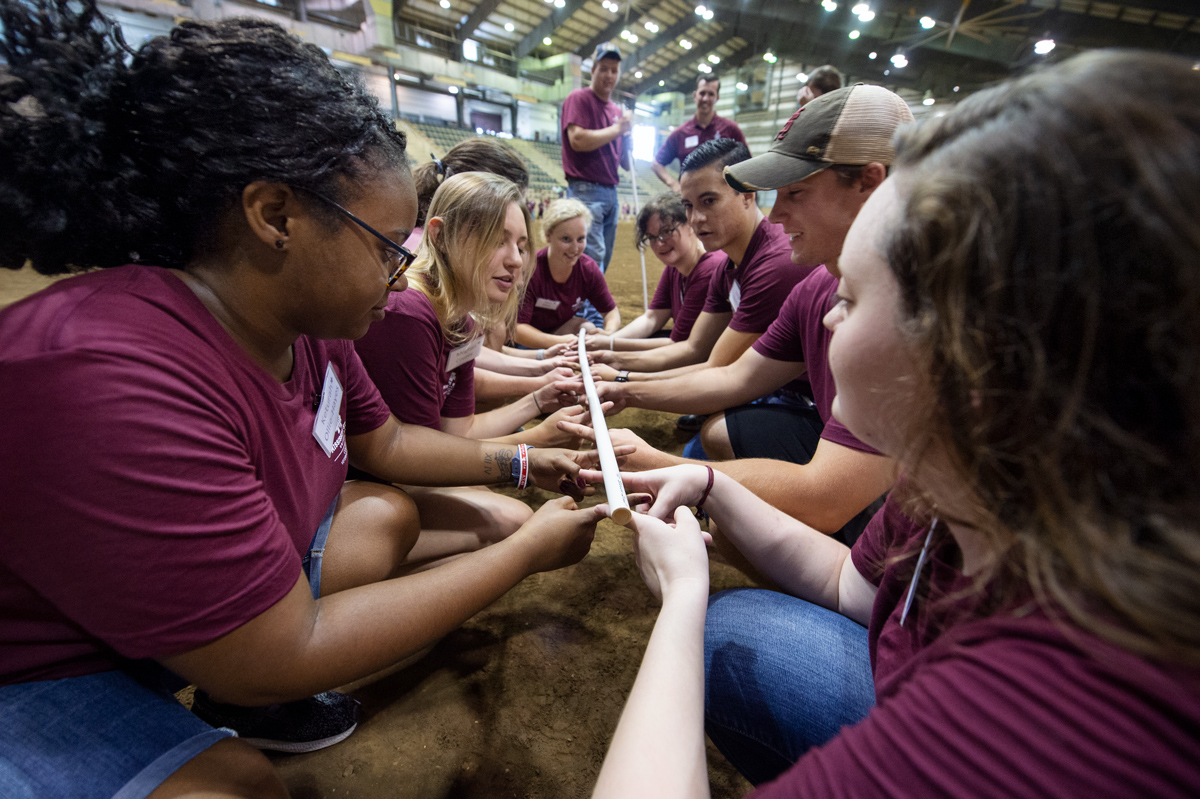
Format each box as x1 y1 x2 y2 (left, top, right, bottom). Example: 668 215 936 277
515 496 606 574
581 465 713 521
593 504 710 602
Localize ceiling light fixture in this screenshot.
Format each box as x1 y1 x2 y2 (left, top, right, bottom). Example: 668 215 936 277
848 29 860 39
1034 38 1055 55
919 16 935 29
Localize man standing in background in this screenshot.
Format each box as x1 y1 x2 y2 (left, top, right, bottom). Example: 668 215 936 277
796 65 842 107
561 42 631 276
652 74 746 194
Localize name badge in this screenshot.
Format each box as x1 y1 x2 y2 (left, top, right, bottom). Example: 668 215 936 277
535 297 561 310
729 279 742 313
445 337 484 373
312 362 344 457
685 134 700 149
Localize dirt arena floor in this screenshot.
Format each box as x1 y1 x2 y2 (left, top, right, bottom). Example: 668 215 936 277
0 221 757 798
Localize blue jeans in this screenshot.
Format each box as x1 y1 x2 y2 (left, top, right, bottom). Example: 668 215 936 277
704 588 876 785
567 180 617 327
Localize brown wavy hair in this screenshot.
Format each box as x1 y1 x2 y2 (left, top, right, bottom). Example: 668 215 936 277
412 137 528 228
886 50 1200 664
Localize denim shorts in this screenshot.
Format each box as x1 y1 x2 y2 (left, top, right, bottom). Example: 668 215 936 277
0 498 338 797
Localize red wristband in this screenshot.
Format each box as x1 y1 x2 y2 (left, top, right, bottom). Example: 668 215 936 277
697 465 715 509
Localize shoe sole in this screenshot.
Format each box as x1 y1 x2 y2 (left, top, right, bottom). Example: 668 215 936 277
239 722 358 754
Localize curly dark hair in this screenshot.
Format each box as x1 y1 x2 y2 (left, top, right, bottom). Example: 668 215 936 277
888 50 1200 665
0 0 408 274
634 192 687 250
412 137 528 229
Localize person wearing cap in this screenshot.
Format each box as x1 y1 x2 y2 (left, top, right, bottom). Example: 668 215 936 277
570 85 912 547
796 64 843 107
561 42 632 280
651 74 747 194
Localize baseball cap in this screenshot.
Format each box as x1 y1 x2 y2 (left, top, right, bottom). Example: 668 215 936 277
593 42 621 62
724 84 914 192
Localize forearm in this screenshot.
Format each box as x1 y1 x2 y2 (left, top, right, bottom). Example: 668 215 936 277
613 313 662 341
570 124 621 153
459 394 541 440
593 581 711 799
477 347 550 377
349 424 513 487
474 368 545 402
516 324 572 350
601 309 621 334
608 340 705 373
704 471 848 608
616 337 672 351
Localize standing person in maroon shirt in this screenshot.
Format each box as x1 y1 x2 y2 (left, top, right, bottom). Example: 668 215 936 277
588 50 1200 799
584 193 723 353
652 74 747 194
514 199 621 348
560 41 631 281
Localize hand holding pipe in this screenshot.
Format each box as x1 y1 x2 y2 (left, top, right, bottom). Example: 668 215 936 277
577 330 631 524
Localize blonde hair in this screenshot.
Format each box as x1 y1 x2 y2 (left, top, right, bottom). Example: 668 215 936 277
540 198 592 243
408 172 533 345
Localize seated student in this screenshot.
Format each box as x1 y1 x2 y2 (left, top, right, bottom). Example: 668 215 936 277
583 193 723 353
0 7 606 797
355 172 597 540
514 199 621 348
576 86 913 540
590 50 1200 798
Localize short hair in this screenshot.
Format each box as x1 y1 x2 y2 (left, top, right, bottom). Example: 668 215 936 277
806 66 843 96
541 198 592 241
635 193 688 249
412 138 529 228
696 74 721 90
680 138 751 175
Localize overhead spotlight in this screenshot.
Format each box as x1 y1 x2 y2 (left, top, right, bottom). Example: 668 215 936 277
543 36 552 45
857 10 874 21
848 29 860 39
708 53 720 63
1034 38 1055 55
736 81 748 90
695 4 706 14
628 33 638 42
890 53 908 68
635 70 643 78
851 2 868 14
953 85 959 91
554 0 565 6
919 16 935 29
868 51 877 59
796 71 808 82
659 79 665 86
439 0 449 7
762 51 777 63
620 29 630 39
697 63 712 73
504 21 514 31
923 97 935 106
645 21 659 32
680 39 693 49
883 68 890 75
821 0 837 10
703 9 713 19
448 86 459 94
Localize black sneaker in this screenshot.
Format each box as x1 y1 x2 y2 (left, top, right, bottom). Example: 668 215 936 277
191 689 360 753
676 414 708 432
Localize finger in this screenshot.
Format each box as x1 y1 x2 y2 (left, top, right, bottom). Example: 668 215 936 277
627 492 653 506
673 505 702 533
558 477 584 500
578 468 606 485
557 420 596 440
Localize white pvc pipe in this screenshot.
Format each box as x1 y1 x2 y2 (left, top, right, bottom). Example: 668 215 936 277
577 330 631 524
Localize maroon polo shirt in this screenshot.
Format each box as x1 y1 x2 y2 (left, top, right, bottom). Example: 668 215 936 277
655 114 746 168
561 87 624 186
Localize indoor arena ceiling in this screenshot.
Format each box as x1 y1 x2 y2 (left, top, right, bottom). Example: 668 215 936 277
393 0 1200 95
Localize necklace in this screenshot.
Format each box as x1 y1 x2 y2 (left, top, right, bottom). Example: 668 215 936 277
900 517 939 627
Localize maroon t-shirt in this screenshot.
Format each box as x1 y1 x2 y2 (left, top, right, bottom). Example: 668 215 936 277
519 248 617 333
649 250 724 342
752 268 875 453
750 496 1200 798
703 218 814 335
561 87 624 186
354 287 477 431
655 114 746 168
0 266 391 685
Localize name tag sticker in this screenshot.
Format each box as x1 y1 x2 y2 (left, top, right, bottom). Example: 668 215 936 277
312 362 344 456
685 135 700 149
535 297 562 310
729 279 742 313
445 337 484 372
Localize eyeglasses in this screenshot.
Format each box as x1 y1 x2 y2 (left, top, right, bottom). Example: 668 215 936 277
305 190 416 286
645 226 681 246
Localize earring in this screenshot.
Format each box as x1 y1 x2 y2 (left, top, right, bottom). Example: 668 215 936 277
275 240 285 249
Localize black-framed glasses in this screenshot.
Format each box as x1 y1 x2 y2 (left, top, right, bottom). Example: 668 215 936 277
305 190 416 286
645 226 681 246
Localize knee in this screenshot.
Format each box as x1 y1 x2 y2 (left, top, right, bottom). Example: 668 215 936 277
150 738 287 799
380 486 421 547
489 496 533 541
700 414 735 460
